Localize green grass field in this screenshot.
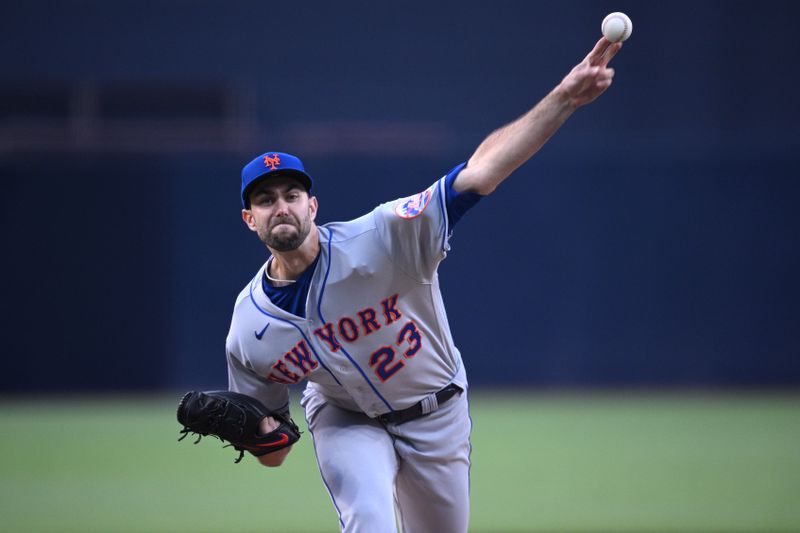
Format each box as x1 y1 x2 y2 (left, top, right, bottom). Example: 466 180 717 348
1 391 798 532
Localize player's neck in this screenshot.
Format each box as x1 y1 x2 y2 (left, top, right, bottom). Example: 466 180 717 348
268 225 320 281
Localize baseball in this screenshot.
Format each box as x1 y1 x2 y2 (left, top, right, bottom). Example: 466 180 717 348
601 12 632 43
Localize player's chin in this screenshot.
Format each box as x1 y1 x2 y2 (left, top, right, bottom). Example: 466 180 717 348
267 232 303 252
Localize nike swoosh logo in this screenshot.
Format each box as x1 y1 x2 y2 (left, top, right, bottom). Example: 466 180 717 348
254 323 270 340
253 433 290 447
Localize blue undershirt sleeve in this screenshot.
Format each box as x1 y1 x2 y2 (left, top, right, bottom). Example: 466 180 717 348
444 162 483 229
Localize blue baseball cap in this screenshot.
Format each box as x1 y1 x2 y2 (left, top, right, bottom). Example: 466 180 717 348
241 151 313 207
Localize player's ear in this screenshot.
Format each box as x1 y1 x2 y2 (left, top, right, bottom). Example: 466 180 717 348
308 196 318 221
241 209 258 232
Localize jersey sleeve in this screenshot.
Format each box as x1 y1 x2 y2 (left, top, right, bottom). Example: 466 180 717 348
373 163 470 282
444 162 482 228
227 350 291 414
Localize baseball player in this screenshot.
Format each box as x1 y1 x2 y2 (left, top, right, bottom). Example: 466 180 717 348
179 37 621 532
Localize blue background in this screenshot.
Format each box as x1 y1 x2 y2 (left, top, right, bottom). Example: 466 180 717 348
2 1 798 392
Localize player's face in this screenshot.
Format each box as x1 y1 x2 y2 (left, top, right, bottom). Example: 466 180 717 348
243 176 318 252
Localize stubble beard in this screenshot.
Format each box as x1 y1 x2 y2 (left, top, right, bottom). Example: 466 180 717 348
260 215 311 252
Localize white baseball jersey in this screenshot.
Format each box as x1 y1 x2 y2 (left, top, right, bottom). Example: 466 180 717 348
226 173 467 418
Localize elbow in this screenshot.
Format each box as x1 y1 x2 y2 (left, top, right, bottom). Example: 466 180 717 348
471 181 498 196
462 174 500 196
455 164 501 197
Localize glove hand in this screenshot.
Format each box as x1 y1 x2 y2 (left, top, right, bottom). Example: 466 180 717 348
177 390 301 463
260 416 280 434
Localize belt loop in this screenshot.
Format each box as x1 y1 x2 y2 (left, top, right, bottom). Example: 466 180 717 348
420 392 439 415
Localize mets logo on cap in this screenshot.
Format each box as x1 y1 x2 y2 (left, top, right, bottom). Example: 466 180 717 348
394 187 433 219
263 153 281 170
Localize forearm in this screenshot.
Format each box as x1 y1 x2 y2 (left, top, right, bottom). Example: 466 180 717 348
255 415 293 466
257 445 292 467
456 85 576 195
454 37 620 196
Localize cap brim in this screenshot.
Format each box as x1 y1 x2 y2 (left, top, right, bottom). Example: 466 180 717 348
242 170 313 206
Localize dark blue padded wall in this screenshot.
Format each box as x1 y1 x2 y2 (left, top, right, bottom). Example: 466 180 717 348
2 1 798 391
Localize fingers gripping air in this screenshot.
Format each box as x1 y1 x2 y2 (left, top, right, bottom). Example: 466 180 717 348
176 390 301 463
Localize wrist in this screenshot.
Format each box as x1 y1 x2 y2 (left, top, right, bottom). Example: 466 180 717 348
551 84 579 112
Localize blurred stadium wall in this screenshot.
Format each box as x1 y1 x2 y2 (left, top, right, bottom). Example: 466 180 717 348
2 1 798 393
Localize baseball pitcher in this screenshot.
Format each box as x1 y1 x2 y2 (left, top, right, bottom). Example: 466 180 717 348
178 36 622 532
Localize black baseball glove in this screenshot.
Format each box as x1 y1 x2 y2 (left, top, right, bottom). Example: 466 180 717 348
177 390 301 463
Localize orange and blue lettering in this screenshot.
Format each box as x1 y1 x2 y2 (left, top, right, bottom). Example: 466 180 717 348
313 323 341 352
358 307 381 335
270 360 301 384
284 340 318 374
369 345 405 382
381 294 402 324
338 317 359 342
263 153 281 170
397 320 422 358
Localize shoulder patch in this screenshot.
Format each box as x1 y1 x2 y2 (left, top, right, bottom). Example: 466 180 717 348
394 187 433 219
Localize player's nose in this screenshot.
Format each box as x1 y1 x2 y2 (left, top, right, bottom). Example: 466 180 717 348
270 208 295 228
271 196 290 215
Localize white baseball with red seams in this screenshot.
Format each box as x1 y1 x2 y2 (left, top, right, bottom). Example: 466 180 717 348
602 12 633 43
